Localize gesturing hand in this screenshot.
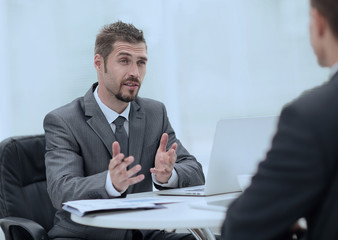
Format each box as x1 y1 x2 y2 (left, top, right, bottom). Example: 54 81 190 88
108 141 145 193
150 133 177 184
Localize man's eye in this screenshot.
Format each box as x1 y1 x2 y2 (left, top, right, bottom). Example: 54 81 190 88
120 59 128 64
138 60 146 65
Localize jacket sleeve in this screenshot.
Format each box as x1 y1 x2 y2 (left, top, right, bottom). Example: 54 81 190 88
44 112 110 210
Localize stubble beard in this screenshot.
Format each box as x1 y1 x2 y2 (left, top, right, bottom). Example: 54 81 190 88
115 89 139 103
115 78 141 103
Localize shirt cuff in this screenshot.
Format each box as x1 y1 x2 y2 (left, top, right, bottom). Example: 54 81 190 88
105 171 122 197
152 168 179 187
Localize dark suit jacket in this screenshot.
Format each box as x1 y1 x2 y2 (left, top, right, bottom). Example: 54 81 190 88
44 83 205 239
222 72 338 240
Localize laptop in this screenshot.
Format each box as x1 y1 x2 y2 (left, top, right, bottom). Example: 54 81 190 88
156 116 278 197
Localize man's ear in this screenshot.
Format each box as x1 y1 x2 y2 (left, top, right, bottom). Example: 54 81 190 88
94 54 103 71
313 8 327 37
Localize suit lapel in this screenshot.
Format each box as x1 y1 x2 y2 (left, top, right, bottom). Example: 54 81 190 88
127 100 145 193
128 100 145 167
84 84 115 157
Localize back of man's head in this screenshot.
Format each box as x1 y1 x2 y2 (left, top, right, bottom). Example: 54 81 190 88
311 0 338 40
94 21 146 69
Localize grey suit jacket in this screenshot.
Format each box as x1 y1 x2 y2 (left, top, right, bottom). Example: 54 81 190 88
44 83 205 239
222 72 338 240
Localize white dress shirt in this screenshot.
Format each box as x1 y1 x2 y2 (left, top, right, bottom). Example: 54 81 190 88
93 86 178 197
330 62 338 78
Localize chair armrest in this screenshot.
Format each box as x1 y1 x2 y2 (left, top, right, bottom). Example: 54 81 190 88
0 217 48 240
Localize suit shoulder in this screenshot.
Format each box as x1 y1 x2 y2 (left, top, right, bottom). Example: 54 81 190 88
282 78 338 129
45 97 84 121
286 79 338 116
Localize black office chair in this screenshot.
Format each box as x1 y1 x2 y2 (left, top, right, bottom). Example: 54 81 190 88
0 135 56 240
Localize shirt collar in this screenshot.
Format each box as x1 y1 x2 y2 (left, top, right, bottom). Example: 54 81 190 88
330 62 338 78
94 86 130 124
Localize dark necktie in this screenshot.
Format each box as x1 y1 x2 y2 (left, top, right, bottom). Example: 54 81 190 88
113 116 128 157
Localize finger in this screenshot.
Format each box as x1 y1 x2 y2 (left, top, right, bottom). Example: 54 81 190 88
117 170 144 189
157 151 175 167
158 133 168 152
162 162 174 174
114 162 140 185
109 156 131 183
112 141 121 157
126 164 142 178
168 148 177 162
170 142 177 151
150 166 172 175
150 168 158 175
157 157 175 171
114 156 135 173
110 158 136 189
109 153 125 170
150 167 168 175
126 174 145 186
160 153 175 169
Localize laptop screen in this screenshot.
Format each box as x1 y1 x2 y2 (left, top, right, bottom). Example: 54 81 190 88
204 116 278 195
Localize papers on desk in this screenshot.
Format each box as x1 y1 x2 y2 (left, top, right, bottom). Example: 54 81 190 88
63 197 176 217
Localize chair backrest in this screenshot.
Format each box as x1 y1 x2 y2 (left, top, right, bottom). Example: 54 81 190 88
0 135 56 232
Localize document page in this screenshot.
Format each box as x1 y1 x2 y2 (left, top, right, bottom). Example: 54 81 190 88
63 197 175 217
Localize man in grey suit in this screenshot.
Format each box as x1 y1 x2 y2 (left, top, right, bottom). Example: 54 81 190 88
44 21 205 240
222 0 338 239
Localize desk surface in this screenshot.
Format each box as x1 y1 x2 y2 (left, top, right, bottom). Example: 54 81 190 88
71 191 238 230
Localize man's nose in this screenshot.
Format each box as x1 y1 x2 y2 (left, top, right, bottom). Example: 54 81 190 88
128 62 140 78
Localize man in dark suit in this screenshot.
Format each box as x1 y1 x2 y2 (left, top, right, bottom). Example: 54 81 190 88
44 21 205 240
222 0 338 239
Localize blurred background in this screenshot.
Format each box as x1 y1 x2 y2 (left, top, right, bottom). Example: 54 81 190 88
0 0 330 172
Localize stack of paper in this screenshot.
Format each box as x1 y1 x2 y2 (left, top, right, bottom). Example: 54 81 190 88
63 197 175 217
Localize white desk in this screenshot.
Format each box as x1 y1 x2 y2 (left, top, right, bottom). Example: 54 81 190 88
71 191 239 240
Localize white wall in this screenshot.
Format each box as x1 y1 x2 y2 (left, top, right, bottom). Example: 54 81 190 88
0 0 330 170
0 0 11 140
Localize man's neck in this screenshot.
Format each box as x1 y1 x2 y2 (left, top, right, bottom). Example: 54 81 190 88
105 98 129 114
325 34 338 68
97 87 129 114
109 100 129 114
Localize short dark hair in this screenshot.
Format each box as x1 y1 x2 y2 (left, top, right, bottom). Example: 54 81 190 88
311 0 338 39
95 21 146 70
